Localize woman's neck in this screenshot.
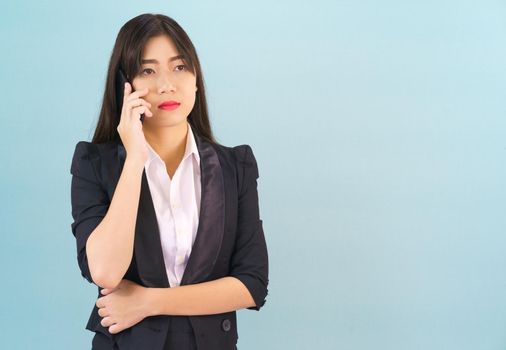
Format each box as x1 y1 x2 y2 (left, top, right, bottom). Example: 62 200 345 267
143 120 188 165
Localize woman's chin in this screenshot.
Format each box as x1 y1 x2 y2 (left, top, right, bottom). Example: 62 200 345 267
145 114 187 127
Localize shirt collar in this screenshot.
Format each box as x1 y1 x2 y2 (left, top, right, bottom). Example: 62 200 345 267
186 122 201 166
145 122 201 169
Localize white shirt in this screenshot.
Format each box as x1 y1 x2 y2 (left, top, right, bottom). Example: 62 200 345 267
144 122 201 287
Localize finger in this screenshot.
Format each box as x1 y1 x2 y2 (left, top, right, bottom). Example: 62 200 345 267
124 87 149 101
123 101 151 122
124 82 131 95
101 316 115 327
101 286 118 294
125 98 152 110
109 324 122 334
96 298 104 308
144 107 153 117
131 105 152 118
102 286 121 295
98 307 109 317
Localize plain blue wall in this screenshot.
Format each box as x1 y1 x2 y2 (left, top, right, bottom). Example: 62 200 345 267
1 1 505 349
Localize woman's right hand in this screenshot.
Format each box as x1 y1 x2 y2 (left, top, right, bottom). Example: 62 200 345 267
117 82 153 164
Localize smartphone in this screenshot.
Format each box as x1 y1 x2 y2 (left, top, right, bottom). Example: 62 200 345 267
116 68 145 123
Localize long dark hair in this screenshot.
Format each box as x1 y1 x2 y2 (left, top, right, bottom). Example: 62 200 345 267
92 13 218 145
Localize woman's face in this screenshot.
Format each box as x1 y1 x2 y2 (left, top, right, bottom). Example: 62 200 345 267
131 35 197 127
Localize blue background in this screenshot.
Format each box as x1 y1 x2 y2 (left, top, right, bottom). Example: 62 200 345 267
1 1 505 349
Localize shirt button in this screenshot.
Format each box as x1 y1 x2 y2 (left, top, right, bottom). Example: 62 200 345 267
176 256 184 265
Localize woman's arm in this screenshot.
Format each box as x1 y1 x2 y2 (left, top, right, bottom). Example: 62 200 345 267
144 277 256 316
85 157 145 289
97 277 255 334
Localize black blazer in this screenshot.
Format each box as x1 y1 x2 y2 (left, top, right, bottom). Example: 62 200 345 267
70 128 269 350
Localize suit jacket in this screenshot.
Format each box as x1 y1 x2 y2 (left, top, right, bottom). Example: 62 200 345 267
70 129 269 350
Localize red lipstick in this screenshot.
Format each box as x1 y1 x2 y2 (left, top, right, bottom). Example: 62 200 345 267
158 100 181 111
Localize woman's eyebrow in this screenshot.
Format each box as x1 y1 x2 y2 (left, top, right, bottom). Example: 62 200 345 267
141 55 184 64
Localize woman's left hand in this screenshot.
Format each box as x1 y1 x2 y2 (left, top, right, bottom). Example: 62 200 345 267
96 279 152 334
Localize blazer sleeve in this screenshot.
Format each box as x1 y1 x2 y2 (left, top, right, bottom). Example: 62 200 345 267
70 141 110 284
230 145 269 311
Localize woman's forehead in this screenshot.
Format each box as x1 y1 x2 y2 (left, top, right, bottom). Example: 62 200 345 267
142 35 178 55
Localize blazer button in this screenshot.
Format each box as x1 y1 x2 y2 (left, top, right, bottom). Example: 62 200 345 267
221 319 231 332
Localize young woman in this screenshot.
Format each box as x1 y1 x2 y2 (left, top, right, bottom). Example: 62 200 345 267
70 13 268 350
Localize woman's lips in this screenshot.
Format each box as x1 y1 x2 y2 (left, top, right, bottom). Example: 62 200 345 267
158 103 180 111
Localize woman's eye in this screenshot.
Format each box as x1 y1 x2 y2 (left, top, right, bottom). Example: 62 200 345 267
141 68 155 75
175 64 187 72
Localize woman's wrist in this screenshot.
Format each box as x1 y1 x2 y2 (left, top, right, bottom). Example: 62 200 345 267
124 156 146 172
143 287 166 317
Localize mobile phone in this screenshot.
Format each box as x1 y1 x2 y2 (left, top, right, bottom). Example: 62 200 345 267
116 68 145 123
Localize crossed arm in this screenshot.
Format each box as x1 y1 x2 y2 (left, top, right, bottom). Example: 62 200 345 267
94 276 256 334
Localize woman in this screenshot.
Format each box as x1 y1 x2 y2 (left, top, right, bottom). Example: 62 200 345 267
70 13 268 350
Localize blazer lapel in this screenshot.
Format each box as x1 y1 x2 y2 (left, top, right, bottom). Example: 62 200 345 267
114 127 225 288
181 130 225 286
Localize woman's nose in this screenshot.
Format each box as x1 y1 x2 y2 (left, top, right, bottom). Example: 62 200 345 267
157 74 176 94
